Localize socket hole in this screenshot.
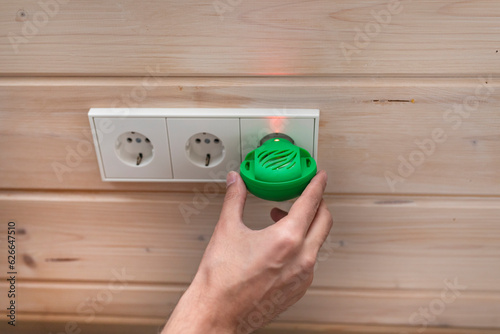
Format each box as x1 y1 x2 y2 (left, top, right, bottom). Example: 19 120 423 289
186 132 225 168
245 162 250 170
136 153 143 166
115 131 153 167
306 159 311 168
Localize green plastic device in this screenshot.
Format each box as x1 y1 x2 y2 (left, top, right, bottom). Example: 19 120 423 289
240 133 317 201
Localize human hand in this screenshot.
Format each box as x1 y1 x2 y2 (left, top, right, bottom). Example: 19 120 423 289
163 170 332 334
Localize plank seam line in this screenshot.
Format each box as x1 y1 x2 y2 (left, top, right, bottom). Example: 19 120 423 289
2 189 500 199
3 313 500 332
1 281 499 297
1 74 500 79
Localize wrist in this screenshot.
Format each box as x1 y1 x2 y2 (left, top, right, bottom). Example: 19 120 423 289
163 280 235 334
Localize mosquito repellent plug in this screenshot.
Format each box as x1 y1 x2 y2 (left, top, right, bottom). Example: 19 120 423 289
240 133 317 201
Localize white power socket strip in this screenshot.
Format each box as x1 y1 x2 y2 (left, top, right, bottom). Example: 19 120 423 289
88 108 319 182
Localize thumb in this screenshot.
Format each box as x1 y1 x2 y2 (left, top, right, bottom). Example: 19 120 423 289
219 171 247 223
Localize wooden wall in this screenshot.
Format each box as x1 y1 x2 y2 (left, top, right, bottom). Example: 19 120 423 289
0 1 499 333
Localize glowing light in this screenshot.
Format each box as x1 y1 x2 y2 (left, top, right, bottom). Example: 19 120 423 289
274 139 280 141
269 117 286 133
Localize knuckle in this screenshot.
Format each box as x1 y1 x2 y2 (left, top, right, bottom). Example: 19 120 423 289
300 254 317 273
327 214 333 229
326 209 333 225
276 229 301 251
320 206 333 229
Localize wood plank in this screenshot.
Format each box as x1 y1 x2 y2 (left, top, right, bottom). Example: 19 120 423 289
1 192 499 291
1 1 500 76
1 77 499 195
2 318 499 334
1 318 499 334
1 281 499 329
256 324 500 334
259 324 500 334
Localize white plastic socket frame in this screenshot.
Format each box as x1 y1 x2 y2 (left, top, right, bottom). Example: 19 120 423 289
88 108 319 182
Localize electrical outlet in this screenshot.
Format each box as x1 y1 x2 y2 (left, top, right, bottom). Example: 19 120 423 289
89 116 173 180
89 108 319 182
167 118 240 180
115 131 154 166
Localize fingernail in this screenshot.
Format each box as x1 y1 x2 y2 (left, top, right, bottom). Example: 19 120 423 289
226 171 237 188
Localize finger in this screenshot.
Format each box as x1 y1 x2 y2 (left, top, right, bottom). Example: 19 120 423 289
219 171 247 224
286 170 328 235
305 200 333 253
270 207 288 223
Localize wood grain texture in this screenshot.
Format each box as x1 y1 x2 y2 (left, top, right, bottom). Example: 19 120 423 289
2 1 499 332
1 1 500 76
1 77 499 195
2 318 500 334
1 191 499 292
1 281 499 329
